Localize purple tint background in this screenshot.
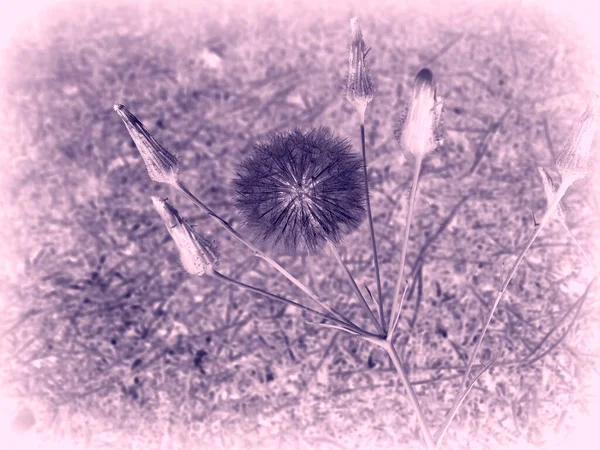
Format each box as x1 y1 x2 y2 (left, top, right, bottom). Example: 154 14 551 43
1 0 599 449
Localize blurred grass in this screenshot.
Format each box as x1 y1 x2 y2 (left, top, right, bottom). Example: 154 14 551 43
0 0 599 449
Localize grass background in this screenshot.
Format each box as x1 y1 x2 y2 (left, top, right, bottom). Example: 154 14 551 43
1 0 600 448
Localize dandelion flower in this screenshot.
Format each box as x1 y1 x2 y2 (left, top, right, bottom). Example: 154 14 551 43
232 127 366 254
151 196 219 276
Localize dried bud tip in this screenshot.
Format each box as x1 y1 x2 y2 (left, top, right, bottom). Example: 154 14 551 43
114 103 179 185
413 68 434 96
554 94 600 183
151 196 219 276
350 17 362 40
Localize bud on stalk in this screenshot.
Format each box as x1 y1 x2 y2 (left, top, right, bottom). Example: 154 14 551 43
114 103 179 186
346 17 375 124
151 196 219 276
395 68 444 165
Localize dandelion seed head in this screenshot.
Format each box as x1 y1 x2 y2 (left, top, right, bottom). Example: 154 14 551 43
232 127 366 254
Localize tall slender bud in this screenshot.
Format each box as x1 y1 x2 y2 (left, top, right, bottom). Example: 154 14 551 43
554 94 600 184
394 68 444 164
114 103 179 185
346 17 375 123
151 196 219 276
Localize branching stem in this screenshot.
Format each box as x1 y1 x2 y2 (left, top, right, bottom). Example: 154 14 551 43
379 339 436 450
435 176 574 447
209 269 368 336
174 179 357 330
329 242 384 335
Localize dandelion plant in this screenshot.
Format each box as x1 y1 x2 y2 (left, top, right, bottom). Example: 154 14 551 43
106 15 600 450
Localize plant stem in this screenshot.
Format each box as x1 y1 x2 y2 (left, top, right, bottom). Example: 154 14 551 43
360 122 385 331
209 269 368 336
388 280 410 343
174 179 357 330
433 356 497 448
389 156 422 339
379 339 436 450
329 243 384 335
434 177 573 448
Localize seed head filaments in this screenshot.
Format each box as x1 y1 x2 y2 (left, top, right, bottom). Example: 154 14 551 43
232 127 366 254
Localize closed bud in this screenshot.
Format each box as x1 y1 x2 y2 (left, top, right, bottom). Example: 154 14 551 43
151 196 219 276
346 17 375 122
554 94 600 183
395 68 444 164
114 103 179 185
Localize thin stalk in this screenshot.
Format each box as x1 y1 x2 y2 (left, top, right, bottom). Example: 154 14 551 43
434 355 497 448
360 122 385 330
389 156 423 339
388 281 410 343
435 177 573 448
174 179 357 329
380 339 436 450
209 269 367 336
329 242 384 335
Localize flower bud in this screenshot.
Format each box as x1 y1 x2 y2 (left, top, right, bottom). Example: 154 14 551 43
151 196 219 276
114 103 179 185
346 17 375 122
395 68 444 164
537 167 566 223
554 94 600 183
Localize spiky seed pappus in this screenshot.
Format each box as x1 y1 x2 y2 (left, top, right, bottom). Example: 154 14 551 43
232 127 367 254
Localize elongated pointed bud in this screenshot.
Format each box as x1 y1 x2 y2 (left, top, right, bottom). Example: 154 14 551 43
114 103 179 185
346 17 374 122
554 94 600 183
151 196 219 276
537 167 567 223
395 68 444 164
